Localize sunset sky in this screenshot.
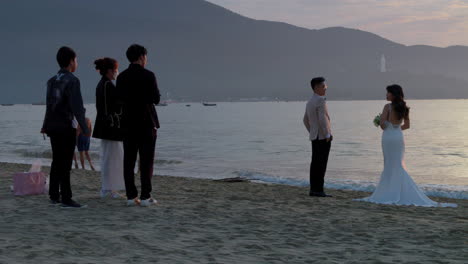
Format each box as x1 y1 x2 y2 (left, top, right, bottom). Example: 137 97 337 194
207 0 468 47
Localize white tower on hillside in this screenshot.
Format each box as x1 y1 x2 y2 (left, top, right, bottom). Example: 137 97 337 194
380 54 387 73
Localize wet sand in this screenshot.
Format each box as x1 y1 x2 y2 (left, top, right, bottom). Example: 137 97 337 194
0 162 466 263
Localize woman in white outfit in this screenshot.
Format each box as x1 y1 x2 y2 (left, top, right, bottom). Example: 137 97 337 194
357 84 456 207
92 58 125 198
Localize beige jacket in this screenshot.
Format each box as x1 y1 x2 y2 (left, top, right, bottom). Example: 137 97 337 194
303 94 331 141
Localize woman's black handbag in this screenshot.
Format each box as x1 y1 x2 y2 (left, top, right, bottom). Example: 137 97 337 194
104 81 122 129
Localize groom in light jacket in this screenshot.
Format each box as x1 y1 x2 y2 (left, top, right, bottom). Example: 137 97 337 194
303 77 333 197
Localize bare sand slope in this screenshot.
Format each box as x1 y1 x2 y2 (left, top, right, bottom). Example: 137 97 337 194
0 162 466 263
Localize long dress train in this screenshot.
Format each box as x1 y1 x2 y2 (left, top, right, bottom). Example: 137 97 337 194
356 121 456 207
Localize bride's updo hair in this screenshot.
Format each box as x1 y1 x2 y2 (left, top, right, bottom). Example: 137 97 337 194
387 84 409 120
94 57 118 76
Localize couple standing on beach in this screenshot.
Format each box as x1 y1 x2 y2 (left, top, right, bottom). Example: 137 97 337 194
303 77 456 207
93 44 159 207
41 44 159 208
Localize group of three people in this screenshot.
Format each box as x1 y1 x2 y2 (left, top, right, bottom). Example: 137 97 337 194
41 44 160 208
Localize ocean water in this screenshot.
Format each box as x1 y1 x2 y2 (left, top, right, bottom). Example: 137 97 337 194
1 100 467 199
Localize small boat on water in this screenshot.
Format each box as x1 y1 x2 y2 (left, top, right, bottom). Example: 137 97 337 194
202 102 217 106
186 104 191 107
1 104 14 106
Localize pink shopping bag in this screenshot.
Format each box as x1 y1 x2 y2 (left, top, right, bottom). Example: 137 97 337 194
13 172 47 196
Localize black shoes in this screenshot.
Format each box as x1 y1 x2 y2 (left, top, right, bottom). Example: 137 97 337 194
309 191 333 197
60 199 83 208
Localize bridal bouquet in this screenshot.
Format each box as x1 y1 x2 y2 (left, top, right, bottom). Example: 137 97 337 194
373 113 381 127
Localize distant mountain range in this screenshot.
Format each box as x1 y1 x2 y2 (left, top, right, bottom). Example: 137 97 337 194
1 0 467 103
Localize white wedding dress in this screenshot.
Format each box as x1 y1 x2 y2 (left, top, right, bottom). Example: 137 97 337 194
357 119 457 207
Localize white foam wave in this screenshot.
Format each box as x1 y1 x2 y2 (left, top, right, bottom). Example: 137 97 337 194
234 170 468 200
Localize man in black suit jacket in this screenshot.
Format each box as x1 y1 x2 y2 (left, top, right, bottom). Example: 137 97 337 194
116 44 161 207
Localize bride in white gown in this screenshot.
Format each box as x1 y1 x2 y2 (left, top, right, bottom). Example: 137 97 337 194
357 84 456 207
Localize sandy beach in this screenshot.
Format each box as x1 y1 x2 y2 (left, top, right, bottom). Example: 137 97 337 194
0 162 466 263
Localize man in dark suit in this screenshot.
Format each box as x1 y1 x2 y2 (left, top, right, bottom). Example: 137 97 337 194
117 44 161 207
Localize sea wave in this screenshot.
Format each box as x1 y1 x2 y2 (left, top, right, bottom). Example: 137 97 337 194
154 159 183 165
13 149 182 165
14 149 100 160
1 157 466 200
233 170 468 200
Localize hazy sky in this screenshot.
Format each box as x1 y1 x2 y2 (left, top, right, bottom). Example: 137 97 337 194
206 0 468 47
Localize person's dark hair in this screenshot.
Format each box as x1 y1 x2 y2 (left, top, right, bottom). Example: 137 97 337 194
387 84 410 119
310 77 325 90
126 44 147 63
56 46 76 68
94 57 118 76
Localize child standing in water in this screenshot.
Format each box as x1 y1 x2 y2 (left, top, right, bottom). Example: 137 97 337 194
77 117 95 170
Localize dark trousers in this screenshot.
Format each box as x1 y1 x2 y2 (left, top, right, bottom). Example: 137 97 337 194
123 128 157 200
49 128 76 202
310 138 331 193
